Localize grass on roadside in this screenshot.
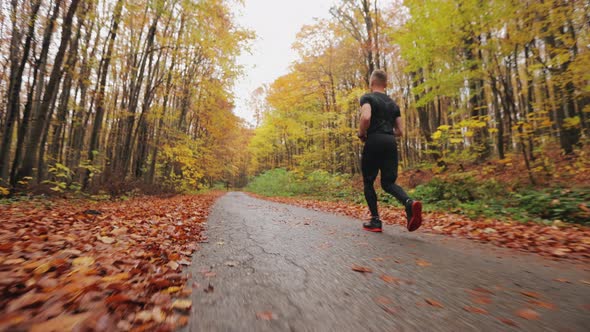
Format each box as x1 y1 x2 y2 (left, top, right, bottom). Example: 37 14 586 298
247 169 590 226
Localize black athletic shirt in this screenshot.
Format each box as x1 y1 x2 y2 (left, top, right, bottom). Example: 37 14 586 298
360 92 401 136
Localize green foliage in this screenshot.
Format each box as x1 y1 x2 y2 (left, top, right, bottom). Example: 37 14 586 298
211 182 230 191
513 188 590 225
412 175 501 209
43 163 81 192
79 159 102 180
0 186 9 196
412 175 589 225
246 169 352 198
246 169 295 196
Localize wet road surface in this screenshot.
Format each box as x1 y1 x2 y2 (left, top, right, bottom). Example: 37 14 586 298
184 192 590 332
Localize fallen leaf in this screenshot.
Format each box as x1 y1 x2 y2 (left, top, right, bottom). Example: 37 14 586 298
150 279 172 289
30 312 91 332
60 249 82 257
516 308 539 320
204 284 214 293
416 259 431 267
164 286 182 294
111 227 128 236
135 311 153 322
374 296 391 305
172 299 192 311
167 261 179 270
99 236 116 244
177 315 189 327
528 299 555 310
425 299 443 308
351 265 372 273
463 306 488 314
117 320 131 331
380 274 400 284
4 258 25 265
472 296 492 305
33 262 51 275
179 288 193 297
0 243 13 252
72 256 95 267
7 292 50 312
178 259 192 266
102 272 130 282
256 311 275 320
520 291 541 299
0 313 26 330
498 317 518 326
552 248 571 257
105 294 131 304
552 278 570 283
23 260 43 271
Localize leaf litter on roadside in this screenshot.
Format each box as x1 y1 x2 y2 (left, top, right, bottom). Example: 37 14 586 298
0 192 222 331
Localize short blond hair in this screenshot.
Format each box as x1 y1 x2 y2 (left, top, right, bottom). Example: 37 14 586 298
370 69 387 88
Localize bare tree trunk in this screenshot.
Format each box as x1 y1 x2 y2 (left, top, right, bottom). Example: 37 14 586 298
84 0 123 189
117 13 160 177
49 15 83 167
11 0 63 186
17 0 81 183
67 16 98 173
0 0 42 183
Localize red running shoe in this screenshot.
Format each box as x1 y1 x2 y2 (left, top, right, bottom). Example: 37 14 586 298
406 200 422 232
363 218 383 232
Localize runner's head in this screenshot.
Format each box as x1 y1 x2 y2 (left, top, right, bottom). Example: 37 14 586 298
370 69 387 90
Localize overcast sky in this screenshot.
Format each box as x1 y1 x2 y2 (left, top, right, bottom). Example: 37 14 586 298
233 0 338 125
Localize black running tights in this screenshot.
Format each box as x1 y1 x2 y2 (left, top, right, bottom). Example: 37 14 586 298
361 134 410 217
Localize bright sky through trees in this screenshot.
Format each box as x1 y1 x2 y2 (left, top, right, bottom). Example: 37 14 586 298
233 0 337 125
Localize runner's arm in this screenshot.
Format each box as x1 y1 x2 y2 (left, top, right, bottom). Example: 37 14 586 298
358 103 371 141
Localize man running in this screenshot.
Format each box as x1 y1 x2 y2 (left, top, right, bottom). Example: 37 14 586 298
357 69 422 233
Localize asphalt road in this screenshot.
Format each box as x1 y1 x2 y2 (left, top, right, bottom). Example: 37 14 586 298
184 192 590 332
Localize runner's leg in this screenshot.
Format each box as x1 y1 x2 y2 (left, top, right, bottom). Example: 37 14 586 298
378 137 423 231
379 138 410 205
362 142 380 218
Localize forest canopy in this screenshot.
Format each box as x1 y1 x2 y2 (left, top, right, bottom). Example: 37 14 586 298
0 0 253 194
249 0 589 182
1 0 588 195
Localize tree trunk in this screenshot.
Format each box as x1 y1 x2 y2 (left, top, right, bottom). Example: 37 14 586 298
83 0 123 189
49 15 83 167
17 0 81 183
0 0 42 183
